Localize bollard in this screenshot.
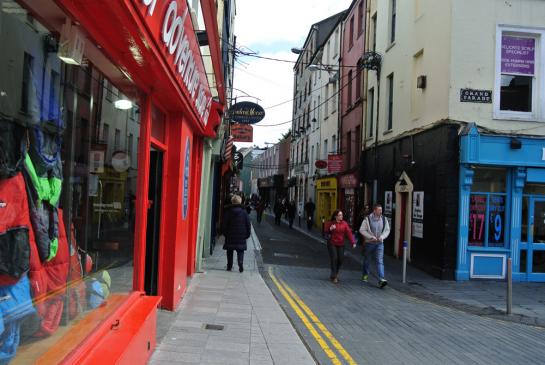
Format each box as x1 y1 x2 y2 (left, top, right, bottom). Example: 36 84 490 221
402 240 408 284
506 257 512 315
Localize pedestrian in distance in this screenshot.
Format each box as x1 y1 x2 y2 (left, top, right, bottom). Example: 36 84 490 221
222 194 251 273
287 200 296 229
359 203 391 288
305 198 316 230
273 198 283 226
255 199 266 224
324 210 356 284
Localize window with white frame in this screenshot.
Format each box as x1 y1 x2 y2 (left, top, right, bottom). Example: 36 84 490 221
495 27 542 120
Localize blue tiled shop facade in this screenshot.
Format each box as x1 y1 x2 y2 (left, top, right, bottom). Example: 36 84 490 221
458 126 545 282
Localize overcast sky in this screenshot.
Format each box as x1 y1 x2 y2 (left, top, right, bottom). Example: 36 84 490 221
232 0 351 148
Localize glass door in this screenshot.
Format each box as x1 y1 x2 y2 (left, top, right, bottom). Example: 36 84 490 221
527 199 545 281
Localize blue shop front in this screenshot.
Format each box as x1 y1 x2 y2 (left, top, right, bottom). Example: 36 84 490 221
457 126 545 282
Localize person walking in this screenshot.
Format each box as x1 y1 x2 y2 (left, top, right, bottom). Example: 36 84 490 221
222 195 251 272
273 198 284 225
255 199 266 224
287 200 296 228
304 199 316 230
359 203 390 288
324 210 356 283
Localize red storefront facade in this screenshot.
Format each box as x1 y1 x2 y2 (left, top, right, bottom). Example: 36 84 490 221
2 0 224 363
340 0 366 228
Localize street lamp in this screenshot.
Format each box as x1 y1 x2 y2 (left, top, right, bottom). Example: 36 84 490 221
291 47 303 54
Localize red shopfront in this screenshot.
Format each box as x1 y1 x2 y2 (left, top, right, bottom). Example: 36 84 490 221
2 0 223 364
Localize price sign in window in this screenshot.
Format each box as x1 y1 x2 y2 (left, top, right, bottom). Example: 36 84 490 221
469 195 487 246
488 195 505 246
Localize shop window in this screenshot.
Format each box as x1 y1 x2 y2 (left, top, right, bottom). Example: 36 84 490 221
387 73 394 131
495 28 541 120
0 5 141 362
469 168 508 247
390 0 396 44
368 88 374 137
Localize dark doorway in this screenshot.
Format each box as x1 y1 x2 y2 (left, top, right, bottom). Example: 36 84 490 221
145 148 163 295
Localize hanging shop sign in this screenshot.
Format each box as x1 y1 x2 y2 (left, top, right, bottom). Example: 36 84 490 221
227 102 265 124
384 191 393 215
182 137 191 219
315 160 327 169
339 173 358 189
460 89 492 103
412 191 424 239
327 154 344 174
136 0 213 126
501 35 535 76
231 123 253 142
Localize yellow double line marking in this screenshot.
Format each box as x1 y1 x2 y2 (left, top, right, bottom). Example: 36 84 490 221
268 267 358 365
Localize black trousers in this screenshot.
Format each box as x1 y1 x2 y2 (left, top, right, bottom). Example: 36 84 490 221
257 211 263 223
307 216 313 230
288 216 295 228
327 244 344 279
274 213 282 225
227 249 244 269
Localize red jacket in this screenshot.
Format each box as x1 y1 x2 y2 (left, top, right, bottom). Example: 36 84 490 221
325 220 355 247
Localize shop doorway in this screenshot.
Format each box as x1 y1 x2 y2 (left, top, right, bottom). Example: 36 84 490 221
145 148 164 295
522 198 545 281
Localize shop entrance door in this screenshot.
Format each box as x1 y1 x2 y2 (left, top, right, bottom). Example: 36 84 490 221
145 148 163 295
527 199 545 281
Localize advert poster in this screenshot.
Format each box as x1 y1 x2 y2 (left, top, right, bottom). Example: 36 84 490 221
327 154 343 174
469 195 487 246
501 35 535 76
89 150 104 174
384 191 393 215
412 191 424 238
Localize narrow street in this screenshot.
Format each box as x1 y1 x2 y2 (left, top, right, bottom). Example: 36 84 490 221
253 214 545 365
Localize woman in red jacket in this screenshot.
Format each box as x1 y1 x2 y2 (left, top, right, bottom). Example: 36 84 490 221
325 210 356 283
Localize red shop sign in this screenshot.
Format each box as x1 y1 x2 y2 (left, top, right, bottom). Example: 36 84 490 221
231 124 253 143
328 154 344 174
339 173 358 188
135 0 213 126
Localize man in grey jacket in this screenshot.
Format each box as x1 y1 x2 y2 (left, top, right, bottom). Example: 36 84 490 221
359 204 390 288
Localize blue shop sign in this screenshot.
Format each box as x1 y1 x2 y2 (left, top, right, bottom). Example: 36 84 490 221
227 102 265 124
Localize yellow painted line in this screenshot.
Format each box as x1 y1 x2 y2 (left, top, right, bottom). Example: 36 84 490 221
280 278 359 365
268 267 342 365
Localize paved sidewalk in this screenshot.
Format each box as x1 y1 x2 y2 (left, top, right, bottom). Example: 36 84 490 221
148 228 316 365
271 213 545 327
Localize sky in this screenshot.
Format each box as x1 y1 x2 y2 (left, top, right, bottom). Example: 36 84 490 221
232 0 352 148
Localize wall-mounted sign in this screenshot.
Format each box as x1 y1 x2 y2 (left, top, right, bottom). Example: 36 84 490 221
227 102 265 124
339 173 358 189
460 89 492 103
112 151 131 172
89 150 105 174
315 160 327 169
501 35 535 76
384 191 393 215
231 124 253 142
327 154 343 174
137 0 213 126
488 195 505 245
182 137 191 220
316 177 337 190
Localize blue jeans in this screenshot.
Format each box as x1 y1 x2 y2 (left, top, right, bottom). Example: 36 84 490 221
362 243 385 280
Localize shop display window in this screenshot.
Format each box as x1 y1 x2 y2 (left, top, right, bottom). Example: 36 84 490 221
0 4 140 363
469 168 507 248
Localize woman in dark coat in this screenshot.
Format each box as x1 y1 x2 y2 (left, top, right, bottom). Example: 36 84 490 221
222 194 251 272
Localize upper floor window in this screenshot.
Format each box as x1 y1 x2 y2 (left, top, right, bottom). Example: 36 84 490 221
349 16 354 49
358 2 364 35
347 70 353 106
387 73 394 131
372 13 377 51
390 0 396 44
494 27 541 121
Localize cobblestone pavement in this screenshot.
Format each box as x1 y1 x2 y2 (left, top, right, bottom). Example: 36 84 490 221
254 214 545 365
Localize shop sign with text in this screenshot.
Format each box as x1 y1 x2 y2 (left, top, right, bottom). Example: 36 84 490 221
328 154 343 174
339 173 358 189
501 35 535 76
231 124 253 142
227 102 265 124
136 0 213 126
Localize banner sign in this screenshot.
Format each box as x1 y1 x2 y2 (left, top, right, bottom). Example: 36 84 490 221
339 173 358 189
182 137 191 219
231 124 253 142
488 195 505 246
136 0 213 126
501 35 535 76
327 154 343 174
227 102 265 124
